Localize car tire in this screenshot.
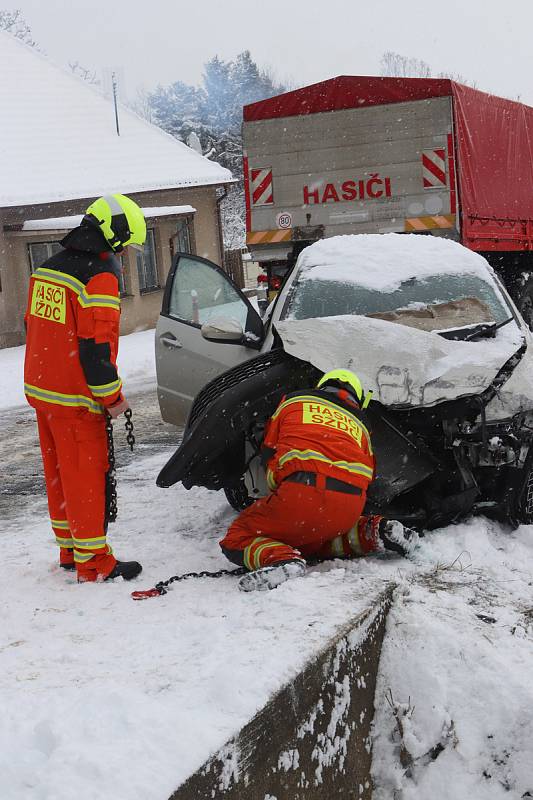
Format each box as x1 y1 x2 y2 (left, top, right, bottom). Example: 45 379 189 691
224 481 255 512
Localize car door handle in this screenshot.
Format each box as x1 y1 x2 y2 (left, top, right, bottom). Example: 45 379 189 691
160 334 183 349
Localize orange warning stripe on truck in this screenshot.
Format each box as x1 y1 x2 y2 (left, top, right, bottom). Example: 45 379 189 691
246 230 292 245
405 215 456 232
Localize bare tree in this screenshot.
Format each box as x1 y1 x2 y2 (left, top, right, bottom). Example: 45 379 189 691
128 87 154 123
380 51 432 79
68 60 101 86
437 69 477 88
0 8 37 47
380 50 476 88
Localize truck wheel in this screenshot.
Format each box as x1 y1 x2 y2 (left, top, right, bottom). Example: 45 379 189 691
224 481 255 512
517 278 533 330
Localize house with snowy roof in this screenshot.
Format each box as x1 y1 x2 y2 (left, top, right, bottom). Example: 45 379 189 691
0 31 233 348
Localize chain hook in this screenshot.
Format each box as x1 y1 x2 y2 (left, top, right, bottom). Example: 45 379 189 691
131 567 247 600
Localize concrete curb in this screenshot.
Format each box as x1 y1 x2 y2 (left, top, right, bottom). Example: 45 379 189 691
169 585 394 800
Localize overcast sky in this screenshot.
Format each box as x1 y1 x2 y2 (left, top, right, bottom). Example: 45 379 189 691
12 0 533 104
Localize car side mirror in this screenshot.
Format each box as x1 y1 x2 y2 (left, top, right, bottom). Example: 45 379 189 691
201 317 245 343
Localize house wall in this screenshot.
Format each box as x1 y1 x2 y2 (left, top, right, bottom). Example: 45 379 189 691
0 185 225 348
0 216 28 348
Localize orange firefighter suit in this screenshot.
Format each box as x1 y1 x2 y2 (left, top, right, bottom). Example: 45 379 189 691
24 229 124 581
220 388 385 570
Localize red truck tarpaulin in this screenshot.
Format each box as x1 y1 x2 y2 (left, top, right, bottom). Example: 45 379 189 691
452 82 533 251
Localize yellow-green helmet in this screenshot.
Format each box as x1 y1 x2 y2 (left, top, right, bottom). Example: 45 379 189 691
317 369 372 409
85 194 147 253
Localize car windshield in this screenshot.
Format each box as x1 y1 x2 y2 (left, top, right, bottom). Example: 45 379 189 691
281 271 514 332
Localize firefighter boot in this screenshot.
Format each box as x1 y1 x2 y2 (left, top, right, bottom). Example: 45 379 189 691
59 549 75 571
378 519 418 557
238 558 306 592
105 561 143 581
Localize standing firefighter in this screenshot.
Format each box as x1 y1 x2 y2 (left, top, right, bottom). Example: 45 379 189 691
220 369 418 591
24 194 146 582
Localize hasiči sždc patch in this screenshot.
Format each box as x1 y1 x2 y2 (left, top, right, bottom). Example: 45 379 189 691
302 401 363 444
30 280 66 324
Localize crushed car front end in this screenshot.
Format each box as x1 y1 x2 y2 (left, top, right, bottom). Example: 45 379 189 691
157 235 533 530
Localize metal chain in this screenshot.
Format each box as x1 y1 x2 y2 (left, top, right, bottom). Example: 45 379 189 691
104 408 135 525
132 567 246 600
124 408 135 452
131 555 356 601
105 412 118 524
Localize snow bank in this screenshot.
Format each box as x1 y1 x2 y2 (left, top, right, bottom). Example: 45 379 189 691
2 442 533 798
0 432 533 800
1 450 388 800
116 328 156 393
372 519 533 798
0 328 156 412
0 343 26 412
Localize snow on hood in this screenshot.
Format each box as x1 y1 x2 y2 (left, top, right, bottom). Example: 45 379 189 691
484 326 533 420
297 234 494 291
275 315 524 409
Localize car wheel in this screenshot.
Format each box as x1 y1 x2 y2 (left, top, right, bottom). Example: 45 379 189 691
224 481 255 512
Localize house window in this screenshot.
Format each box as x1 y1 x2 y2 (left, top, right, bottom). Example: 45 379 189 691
28 241 62 272
175 217 191 253
116 255 129 296
136 229 159 292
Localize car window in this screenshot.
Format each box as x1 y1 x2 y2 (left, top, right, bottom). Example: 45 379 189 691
168 255 248 328
281 272 513 329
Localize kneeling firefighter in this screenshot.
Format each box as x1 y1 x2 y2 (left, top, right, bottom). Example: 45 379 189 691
24 194 146 582
220 369 418 591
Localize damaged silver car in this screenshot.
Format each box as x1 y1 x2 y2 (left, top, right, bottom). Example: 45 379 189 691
155 234 533 529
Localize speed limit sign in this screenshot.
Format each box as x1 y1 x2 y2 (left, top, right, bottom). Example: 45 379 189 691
276 212 292 229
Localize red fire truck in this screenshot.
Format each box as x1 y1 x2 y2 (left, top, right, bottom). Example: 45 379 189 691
243 76 533 322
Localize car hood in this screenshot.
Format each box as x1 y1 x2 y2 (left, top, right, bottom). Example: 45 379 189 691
275 315 525 409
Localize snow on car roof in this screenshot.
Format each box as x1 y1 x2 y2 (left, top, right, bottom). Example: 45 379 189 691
297 234 494 291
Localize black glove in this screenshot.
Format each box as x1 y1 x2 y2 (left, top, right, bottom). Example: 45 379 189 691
260 445 276 467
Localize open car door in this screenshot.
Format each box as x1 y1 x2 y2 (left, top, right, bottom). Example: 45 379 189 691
156 253 264 426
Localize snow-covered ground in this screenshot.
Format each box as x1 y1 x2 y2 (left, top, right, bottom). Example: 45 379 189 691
372 521 533 799
1 328 156 412
2 333 533 799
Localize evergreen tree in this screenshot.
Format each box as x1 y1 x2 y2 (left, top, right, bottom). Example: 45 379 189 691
230 50 262 122
147 51 290 249
202 56 233 130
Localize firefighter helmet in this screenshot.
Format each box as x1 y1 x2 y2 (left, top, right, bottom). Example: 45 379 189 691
317 369 372 409
85 194 146 253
